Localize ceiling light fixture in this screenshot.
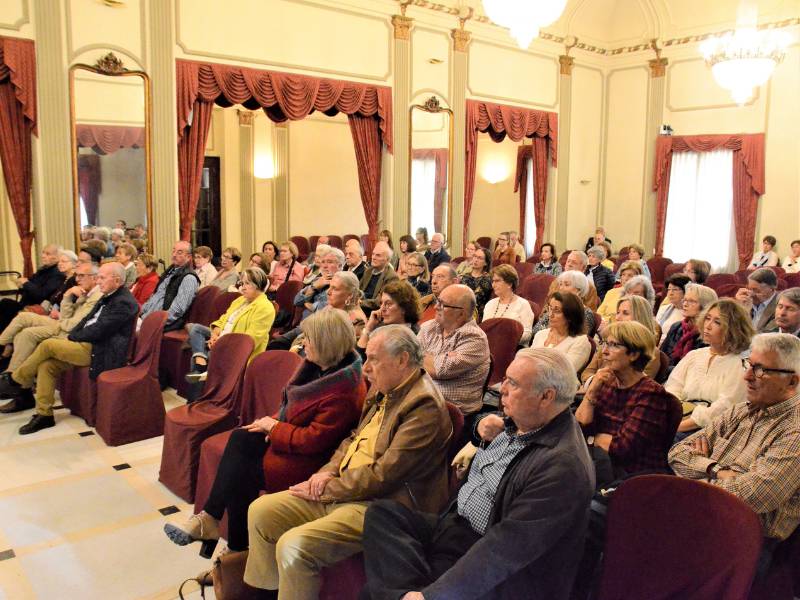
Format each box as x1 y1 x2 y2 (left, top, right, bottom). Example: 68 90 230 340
481 0 567 49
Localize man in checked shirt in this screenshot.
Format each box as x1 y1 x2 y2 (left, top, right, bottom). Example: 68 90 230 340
669 333 800 570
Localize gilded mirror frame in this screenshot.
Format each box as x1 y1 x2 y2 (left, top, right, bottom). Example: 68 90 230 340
408 96 455 245
69 52 153 253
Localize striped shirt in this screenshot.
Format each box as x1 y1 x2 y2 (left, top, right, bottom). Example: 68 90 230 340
669 393 800 540
140 268 199 327
417 319 490 415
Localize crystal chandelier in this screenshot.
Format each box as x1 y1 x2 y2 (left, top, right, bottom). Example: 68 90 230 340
700 4 789 105
481 0 567 49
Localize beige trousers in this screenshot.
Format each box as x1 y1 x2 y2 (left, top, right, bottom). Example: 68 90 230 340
12 338 91 416
0 311 61 371
244 489 368 600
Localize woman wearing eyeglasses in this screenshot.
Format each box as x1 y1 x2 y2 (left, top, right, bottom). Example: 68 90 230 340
483 265 534 345
660 283 718 367
665 299 754 438
461 247 493 318
403 252 431 296
531 291 590 371
356 280 421 358
576 320 679 477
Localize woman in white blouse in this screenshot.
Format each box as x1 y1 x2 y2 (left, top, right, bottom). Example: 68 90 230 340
748 235 779 270
531 291 591 372
783 239 800 274
481 264 535 345
655 273 691 344
665 298 754 436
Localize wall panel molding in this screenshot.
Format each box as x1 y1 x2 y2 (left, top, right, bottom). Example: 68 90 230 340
665 57 760 112
0 0 30 31
65 0 147 69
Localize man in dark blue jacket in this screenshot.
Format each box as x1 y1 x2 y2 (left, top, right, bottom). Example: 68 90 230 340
424 233 451 273
360 347 595 600
0 263 138 434
0 244 65 333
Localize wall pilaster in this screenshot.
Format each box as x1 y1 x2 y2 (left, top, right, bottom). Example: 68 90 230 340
391 14 413 238
640 57 667 254
238 110 255 253
555 55 574 250
450 27 470 254
273 122 290 242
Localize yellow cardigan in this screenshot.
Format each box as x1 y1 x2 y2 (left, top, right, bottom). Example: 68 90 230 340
211 293 275 362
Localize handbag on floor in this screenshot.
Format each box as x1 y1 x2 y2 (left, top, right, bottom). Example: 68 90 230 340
178 550 267 600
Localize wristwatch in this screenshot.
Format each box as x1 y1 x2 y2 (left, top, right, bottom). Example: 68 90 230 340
707 463 723 480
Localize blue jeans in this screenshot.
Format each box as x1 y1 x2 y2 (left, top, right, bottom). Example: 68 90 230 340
187 323 212 360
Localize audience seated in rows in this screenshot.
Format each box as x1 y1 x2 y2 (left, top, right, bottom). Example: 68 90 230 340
418 284 490 436
115 242 138 288
243 325 453 599
596 260 643 324
185 267 275 382
268 242 305 295
748 235 780 270
586 245 615 301
482 264 534 345
359 241 398 314
293 247 344 320
402 252 430 296
666 298 753 439
533 270 596 338
531 291 591 372
576 321 679 477
583 295 662 384
783 239 800 274
492 231 516 265
735 267 779 333
661 283 718 367
0 244 65 333
654 274 690 343
418 264 458 323
362 348 594 600
0 261 101 374
356 280 421 360
669 333 800 550
772 287 800 336
0 263 138 434
546 251 600 309
584 226 612 254
131 253 159 307
165 309 365 566
460 247 493 317
343 239 368 281
424 232 450 272
456 240 479 277
533 242 562 276
140 241 200 332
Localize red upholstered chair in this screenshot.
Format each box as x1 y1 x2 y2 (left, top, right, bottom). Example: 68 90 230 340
785 273 800 288
95 311 169 446
318 402 465 600
451 256 466 265
735 269 752 284
479 318 523 387
595 474 763 600
778 279 788 290
290 236 310 262
513 261 534 280
518 273 555 307
768 266 786 279
343 234 360 245
588 312 601 338
528 300 541 323
327 235 343 249
663 262 685 281
654 350 670 384
559 250 572 267
309 236 321 253
716 283 741 299
646 256 673 286
705 273 738 291
271 280 304 337
193 350 303 525
577 336 596 379
360 234 373 256
476 236 491 250
159 286 219 391
158 333 255 502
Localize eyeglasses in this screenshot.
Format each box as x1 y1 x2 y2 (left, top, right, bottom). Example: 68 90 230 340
599 340 627 351
407 262 422 268
435 298 464 311
742 358 796 379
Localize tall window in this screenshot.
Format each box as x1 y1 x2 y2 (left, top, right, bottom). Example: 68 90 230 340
663 149 736 272
410 157 436 236
524 156 536 257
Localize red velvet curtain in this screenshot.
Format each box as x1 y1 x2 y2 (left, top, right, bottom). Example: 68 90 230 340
176 60 393 243
78 155 101 225
464 99 557 253
348 114 381 243
0 37 37 276
412 148 448 233
653 134 765 268
76 124 145 155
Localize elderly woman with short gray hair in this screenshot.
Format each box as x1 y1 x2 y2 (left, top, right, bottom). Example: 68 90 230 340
622 275 656 309
660 283 719 367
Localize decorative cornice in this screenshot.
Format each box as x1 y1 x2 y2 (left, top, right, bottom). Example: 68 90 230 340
559 55 574 76
237 110 254 126
451 28 471 53
94 52 127 74
392 14 413 40
274 121 288 129
649 58 668 78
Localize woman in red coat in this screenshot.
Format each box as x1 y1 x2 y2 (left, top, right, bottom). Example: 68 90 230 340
130 253 160 307
164 308 365 557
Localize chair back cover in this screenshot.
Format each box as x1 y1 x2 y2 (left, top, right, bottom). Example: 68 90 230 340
663 262 685 281
190 285 220 327
195 333 254 412
646 256 674 284
132 310 168 377
275 280 303 314
239 350 303 425
597 474 763 600
479 318 523 386
514 262 535 281
518 273 555 307
210 291 240 322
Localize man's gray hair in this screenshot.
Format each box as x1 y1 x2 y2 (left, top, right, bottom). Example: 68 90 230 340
557 270 589 298
623 275 656 307
779 287 800 307
749 267 778 288
437 263 459 281
58 249 78 264
515 347 579 406
348 242 364 256
751 333 800 375
322 247 345 268
587 245 607 261
569 250 588 268
106 261 126 282
370 324 424 367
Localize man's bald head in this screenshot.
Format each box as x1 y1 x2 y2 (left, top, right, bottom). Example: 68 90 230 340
97 262 125 295
430 264 458 296
436 284 475 332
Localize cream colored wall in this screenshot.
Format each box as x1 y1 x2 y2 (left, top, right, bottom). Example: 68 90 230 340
287 113 367 237
468 135 521 242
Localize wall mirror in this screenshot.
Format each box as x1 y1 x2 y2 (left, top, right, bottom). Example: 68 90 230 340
69 52 152 252
409 96 454 245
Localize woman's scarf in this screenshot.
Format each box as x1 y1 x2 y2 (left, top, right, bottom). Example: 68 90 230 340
671 317 698 362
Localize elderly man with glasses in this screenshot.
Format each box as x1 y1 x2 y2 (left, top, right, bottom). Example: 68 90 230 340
669 333 800 565
140 240 200 331
417 284 490 437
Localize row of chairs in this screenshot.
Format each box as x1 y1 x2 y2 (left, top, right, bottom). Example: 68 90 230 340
289 234 369 262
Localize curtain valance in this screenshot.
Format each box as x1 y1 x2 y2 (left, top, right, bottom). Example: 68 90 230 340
76 124 145 155
0 36 37 134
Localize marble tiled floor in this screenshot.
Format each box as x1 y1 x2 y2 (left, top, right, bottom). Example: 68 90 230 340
0 390 216 599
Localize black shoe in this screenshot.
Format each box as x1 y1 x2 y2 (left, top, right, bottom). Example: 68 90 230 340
0 389 34 413
0 372 24 398
19 414 55 435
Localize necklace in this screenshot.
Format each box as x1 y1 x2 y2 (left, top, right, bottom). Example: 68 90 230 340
493 296 513 319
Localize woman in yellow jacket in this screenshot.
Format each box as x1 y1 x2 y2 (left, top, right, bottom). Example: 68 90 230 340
186 267 275 380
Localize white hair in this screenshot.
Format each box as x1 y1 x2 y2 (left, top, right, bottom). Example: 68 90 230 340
751 333 800 375
321 247 345 268
623 275 656 307
371 324 423 367
515 347 579 406
557 270 589 298
569 250 588 268
58 249 78 264
587 245 607 260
